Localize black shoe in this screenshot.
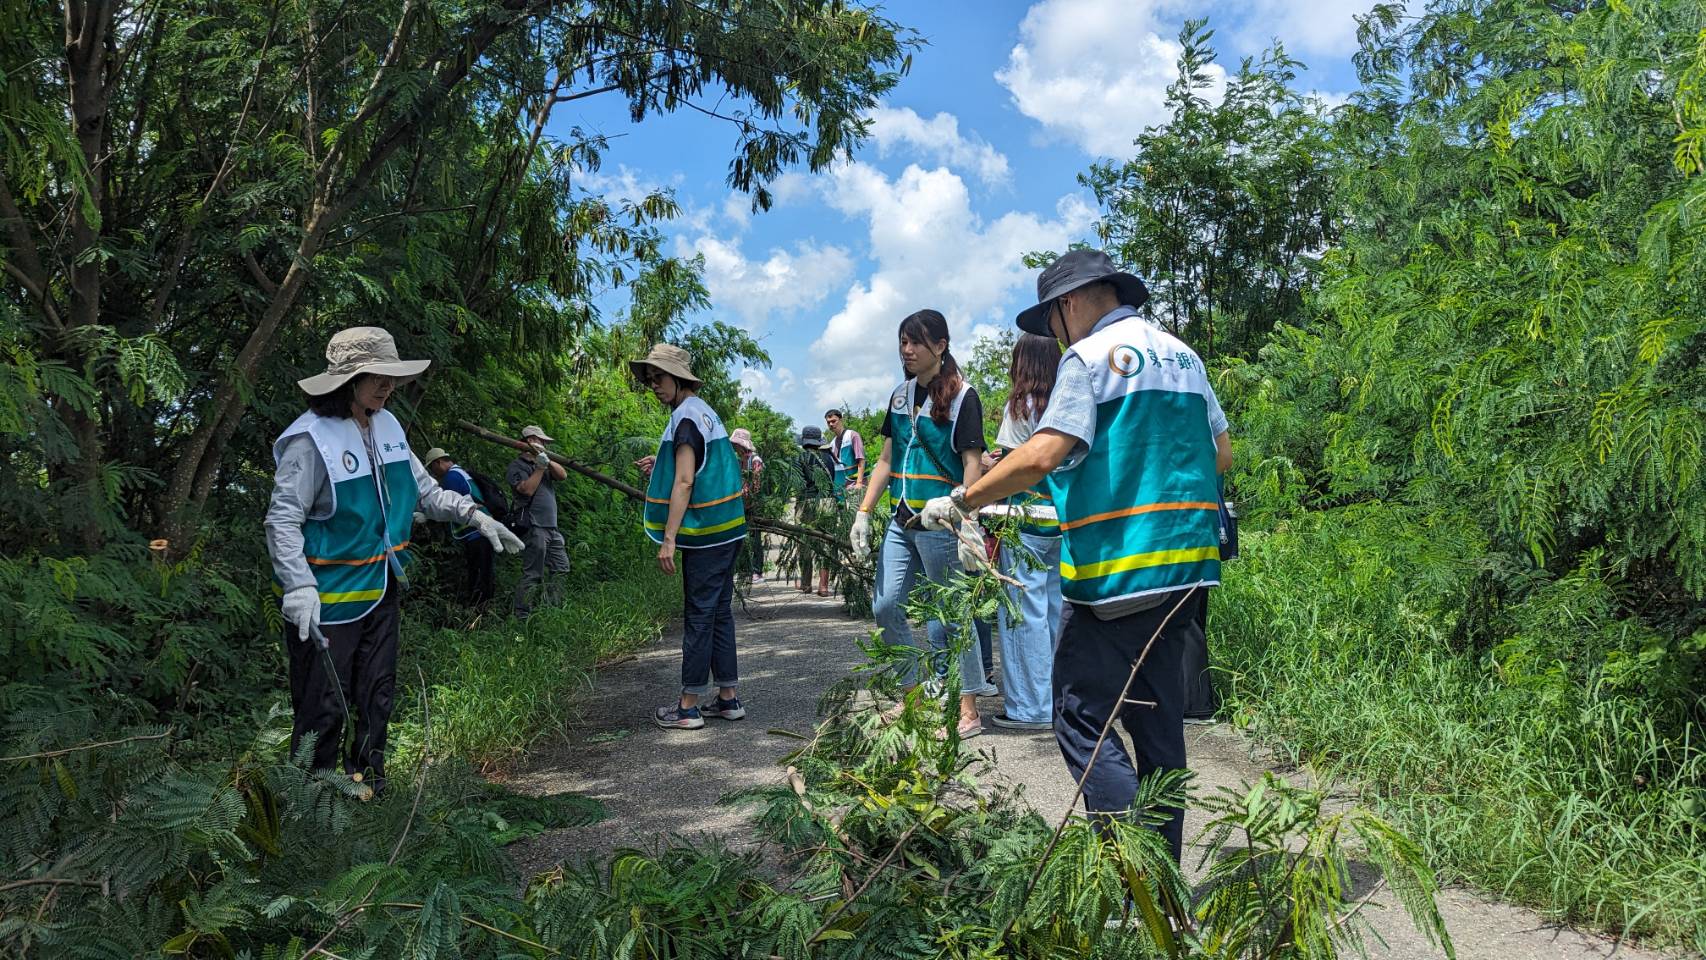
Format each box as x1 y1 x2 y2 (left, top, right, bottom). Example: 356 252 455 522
989 713 1051 731
702 697 747 721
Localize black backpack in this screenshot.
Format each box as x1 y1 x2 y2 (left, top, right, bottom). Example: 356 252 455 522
464 469 512 527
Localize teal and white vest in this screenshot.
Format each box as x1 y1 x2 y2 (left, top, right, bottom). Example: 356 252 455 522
273 409 417 624
1053 316 1221 606
830 430 860 498
643 395 747 549
1008 476 1061 538
886 380 968 514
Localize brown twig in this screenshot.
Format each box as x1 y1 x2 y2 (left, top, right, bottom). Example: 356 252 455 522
803 820 922 946
0 729 171 763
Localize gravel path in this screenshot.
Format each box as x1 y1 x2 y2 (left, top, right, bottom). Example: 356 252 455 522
508 579 1672 960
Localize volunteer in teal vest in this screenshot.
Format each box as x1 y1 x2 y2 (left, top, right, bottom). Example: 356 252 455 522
423 447 498 606
824 408 865 501
630 343 749 731
918 250 1230 862
849 309 997 740
266 327 523 799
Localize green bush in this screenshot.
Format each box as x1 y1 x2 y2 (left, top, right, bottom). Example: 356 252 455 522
1213 510 1706 946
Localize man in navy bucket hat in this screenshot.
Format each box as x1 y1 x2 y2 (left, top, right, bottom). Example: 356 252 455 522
916 249 1232 862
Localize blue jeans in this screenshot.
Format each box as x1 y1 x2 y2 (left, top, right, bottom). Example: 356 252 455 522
997 532 1062 723
873 521 997 696
680 539 740 696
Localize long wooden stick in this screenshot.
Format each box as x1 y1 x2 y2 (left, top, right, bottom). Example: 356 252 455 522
451 419 854 553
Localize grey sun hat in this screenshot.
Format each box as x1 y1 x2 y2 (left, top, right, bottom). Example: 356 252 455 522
1015 249 1150 337
422 447 451 465
297 326 431 395
798 425 826 447
520 425 555 444
629 342 702 386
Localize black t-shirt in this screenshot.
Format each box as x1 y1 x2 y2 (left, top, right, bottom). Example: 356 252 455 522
672 417 705 471
879 382 986 453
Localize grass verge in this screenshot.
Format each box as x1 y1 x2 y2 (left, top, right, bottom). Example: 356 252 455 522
1212 506 1706 950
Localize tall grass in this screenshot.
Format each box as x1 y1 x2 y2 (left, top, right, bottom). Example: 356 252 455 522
1212 507 1706 950
387 541 679 771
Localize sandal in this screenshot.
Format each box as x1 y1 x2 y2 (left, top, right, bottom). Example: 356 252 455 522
935 719 983 741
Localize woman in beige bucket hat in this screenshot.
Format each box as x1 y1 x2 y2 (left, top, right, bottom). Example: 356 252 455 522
629 342 751 731
265 326 523 798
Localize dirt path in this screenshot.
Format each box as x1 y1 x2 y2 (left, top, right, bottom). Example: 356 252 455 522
510 579 1671 960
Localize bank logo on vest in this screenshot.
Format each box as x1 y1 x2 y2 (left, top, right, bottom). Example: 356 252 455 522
701 413 713 435
1108 344 1145 378
891 392 907 411
341 450 360 474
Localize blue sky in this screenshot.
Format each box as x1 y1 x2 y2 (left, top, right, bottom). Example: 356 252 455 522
553 0 1370 428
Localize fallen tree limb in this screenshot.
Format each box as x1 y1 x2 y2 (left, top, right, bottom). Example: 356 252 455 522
452 419 855 554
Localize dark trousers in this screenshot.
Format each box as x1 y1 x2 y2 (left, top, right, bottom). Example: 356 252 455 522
681 539 741 696
460 535 496 606
1053 591 1192 862
1181 589 1216 718
285 579 400 790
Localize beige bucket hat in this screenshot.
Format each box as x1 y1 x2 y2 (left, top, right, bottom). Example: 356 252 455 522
629 342 702 386
297 326 431 395
520 425 555 444
422 447 451 465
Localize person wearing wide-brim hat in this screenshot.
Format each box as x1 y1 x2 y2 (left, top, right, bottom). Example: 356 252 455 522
629 343 750 731
912 249 1233 863
792 425 837 597
266 327 523 798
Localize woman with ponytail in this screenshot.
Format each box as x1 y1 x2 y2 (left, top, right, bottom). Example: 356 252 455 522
849 309 996 738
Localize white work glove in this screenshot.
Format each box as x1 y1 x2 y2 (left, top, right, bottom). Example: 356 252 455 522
918 495 963 531
412 510 428 526
850 510 873 556
281 586 322 646
957 521 992 573
531 444 551 469
473 511 525 554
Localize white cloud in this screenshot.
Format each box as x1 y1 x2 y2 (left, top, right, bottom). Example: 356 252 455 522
1229 0 1391 59
683 234 854 332
996 0 1227 157
863 106 1011 185
577 164 681 208
802 161 1096 415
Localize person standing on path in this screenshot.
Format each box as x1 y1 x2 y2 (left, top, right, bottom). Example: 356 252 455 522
422 447 499 606
631 343 749 731
268 327 523 799
794 425 837 597
987 333 1066 732
825 409 865 502
507 425 569 620
849 309 997 739
730 428 767 584
918 250 1228 862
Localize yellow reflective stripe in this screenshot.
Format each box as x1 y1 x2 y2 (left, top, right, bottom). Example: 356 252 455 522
1061 545 1220 581
320 588 386 603
644 515 747 536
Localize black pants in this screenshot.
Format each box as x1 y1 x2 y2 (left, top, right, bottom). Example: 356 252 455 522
461 535 496 606
680 539 740 695
1053 591 1192 862
1181 589 1216 718
285 579 400 791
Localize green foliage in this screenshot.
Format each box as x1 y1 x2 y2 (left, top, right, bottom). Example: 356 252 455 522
1085 22 1340 359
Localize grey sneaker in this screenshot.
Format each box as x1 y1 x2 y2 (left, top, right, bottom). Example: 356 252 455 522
654 704 705 730
702 697 746 721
